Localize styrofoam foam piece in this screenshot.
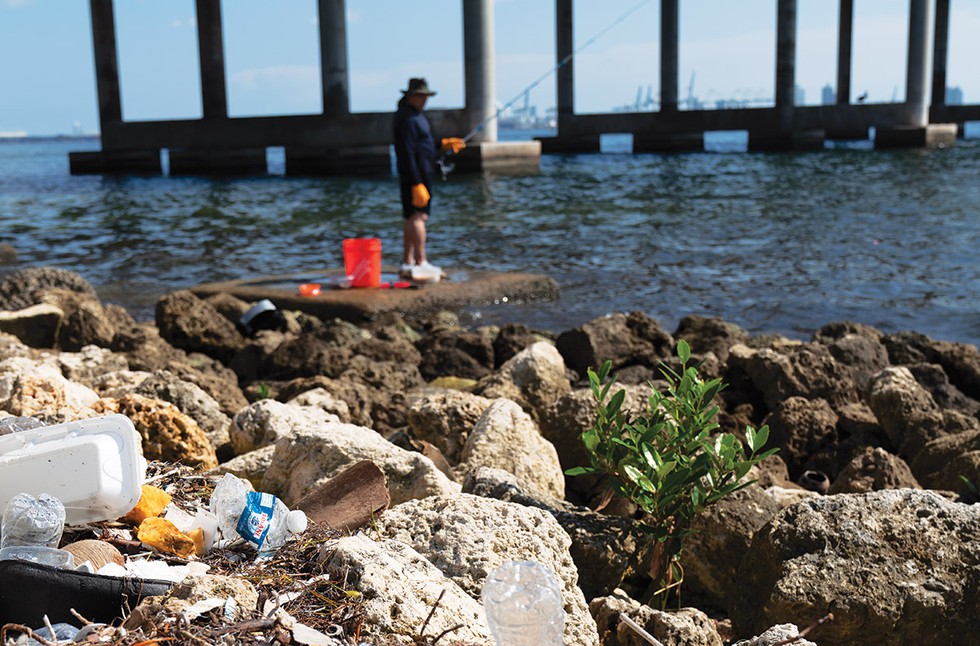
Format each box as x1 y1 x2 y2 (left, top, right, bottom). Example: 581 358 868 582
0 414 146 524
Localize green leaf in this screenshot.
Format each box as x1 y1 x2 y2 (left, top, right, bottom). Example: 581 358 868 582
751 424 770 453
622 463 645 486
606 389 626 417
582 428 600 453
677 339 691 364
564 466 594 476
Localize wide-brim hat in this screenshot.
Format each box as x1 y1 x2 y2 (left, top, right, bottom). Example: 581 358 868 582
402 77 437 97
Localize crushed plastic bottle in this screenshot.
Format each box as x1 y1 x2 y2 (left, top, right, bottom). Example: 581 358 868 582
209 474 307 557
1 493 65 551
481 560 565 646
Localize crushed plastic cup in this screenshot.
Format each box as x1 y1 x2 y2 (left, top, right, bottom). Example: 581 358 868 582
0 545 75 569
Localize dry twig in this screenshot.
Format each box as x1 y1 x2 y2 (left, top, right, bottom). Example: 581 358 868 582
772 612 835 646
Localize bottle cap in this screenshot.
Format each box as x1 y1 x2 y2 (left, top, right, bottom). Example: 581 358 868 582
286 510 308 534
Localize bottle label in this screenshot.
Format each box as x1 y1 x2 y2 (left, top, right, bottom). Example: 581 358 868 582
236 491 276 548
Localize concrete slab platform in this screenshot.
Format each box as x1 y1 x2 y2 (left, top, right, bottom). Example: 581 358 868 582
190 267 560 323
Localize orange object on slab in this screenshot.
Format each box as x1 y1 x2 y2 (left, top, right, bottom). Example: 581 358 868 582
137 517 196 558
120 484 172 525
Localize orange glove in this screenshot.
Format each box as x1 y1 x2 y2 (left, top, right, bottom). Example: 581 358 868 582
441 137 466 154
411 183 430 208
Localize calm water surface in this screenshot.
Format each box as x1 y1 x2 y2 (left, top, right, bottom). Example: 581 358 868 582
1 132 978 347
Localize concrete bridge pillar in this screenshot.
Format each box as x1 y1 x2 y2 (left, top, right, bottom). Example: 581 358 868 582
70 0 161 174
538 0 599 153
877 0 956 148
836 0 853 106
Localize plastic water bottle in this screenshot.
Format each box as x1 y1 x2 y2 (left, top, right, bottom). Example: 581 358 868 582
209 474 307 556
0 416 45 436
481 560 565 646
1 493 65 550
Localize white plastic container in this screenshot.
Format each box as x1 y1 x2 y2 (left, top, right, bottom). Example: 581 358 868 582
0 415 146 524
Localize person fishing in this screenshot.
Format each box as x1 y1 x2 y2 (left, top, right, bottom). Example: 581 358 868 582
392 77 465 280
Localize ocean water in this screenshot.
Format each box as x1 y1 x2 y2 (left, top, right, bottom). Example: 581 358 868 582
1 130 978 348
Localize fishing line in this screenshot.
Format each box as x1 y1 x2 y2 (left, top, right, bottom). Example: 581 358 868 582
438 0 654 178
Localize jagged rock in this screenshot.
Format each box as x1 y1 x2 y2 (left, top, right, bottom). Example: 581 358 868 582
816 322 890 390
740 624 818 646
285 387 351 423
0 331 32 362
155 290 245 363
762 485 819 508
866 366 946 460
907 362 980 418
0 356 99 422
407 390 494 464
885 331 980 401
828 446 921 494
416 329 494 381
493 322 543 367
317 318 372 347
732 489 980 645
202 292 251 325
377 494 600 645
319 534 495 644
261 422 460 506
0 244 16 264
39 289 117 351
761 396 838 479
0 304 62 348
125 574 258 629
57 345 129 386
674 314 749 365
457 398 565 500
230 398 339 455
729 342 856 413
590 590 723 646
93 393 218 468
351 335 421 366
276 375 373 427
556 312 674 381
89 370 152 396
682 484 783 613
911 427 980 491
461 466 652 602
133 370 232 459
475 341 571 423
211 445 276 488
0 267 99 311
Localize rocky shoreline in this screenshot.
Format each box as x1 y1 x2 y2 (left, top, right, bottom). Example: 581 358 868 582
0 265 978 645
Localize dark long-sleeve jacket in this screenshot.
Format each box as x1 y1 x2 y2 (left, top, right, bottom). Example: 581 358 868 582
393 98 436 186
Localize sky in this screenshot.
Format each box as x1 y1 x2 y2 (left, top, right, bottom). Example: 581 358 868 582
1 0 978 136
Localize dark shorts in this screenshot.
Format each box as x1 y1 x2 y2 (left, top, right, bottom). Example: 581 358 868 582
400 179 432 219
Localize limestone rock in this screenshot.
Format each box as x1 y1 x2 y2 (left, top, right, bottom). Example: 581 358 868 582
731 342 856 412
261 422 459 506
0 267 99 311
155 290 245 363
93 394 218 468
761 396 838 478
39 289 117 351
732 489 980 644
377 494 600 646
210 445 276 489
462 466 653 602
133 370 232 458
866 366 946 460
416 330 494 381
0 304 63 348
493 322 542 368
475 341 571 422
319 534 494 644
674 314 749 364
740 624 818 646
590 590 723 646
828 446 921 494
556 312 674 381
230 398 339 455
683 485 783 613
57 345 129 386
125 574 258 629
407 390 494 464
285 387 351 423
458 398 565 500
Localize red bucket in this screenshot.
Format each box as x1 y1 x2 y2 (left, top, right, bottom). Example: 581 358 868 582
343 238 382 288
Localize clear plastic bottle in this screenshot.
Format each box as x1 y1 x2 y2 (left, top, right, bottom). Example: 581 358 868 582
1 493 66 550
209 474 307 556
481 560 565 646
0 415 45 436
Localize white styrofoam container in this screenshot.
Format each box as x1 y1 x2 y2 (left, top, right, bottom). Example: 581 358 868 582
0 414 146 524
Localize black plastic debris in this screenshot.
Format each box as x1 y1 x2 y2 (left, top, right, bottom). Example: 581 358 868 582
237 298 287 337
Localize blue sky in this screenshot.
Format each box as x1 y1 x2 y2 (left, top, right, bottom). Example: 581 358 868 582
1 0 978 135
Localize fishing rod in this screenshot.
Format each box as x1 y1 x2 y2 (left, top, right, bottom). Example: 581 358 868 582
438 0 655 178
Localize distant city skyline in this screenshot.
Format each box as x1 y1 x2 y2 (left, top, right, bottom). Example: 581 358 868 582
1 1 978 136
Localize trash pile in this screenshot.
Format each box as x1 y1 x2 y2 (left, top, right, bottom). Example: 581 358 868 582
0 414 366 645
